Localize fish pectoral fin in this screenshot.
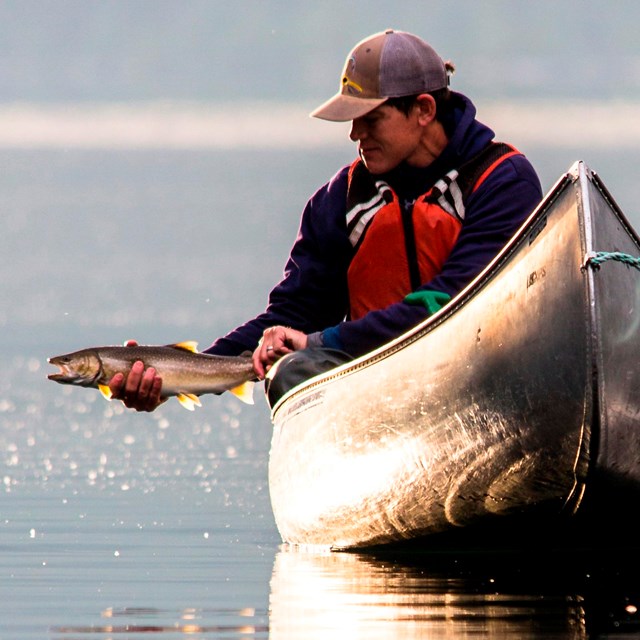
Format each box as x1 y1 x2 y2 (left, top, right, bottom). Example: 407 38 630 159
168 341 199 353
176 392 202 411
229 381 255 405
98 384 113 401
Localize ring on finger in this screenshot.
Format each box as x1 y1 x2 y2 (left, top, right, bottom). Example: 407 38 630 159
266 346 274 352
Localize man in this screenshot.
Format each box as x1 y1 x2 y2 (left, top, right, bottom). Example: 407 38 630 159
111 29 542 412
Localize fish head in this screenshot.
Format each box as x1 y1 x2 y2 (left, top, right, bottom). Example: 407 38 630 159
48 349 103 387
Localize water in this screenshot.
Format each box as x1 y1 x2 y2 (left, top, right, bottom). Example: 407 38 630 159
2 125 640 638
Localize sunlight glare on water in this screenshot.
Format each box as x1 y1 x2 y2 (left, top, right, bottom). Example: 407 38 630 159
0 351 276 639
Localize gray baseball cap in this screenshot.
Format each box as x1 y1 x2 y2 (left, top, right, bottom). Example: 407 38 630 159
311 29 450 122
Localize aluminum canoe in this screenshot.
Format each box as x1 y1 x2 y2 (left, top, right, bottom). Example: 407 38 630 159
267 161 640 549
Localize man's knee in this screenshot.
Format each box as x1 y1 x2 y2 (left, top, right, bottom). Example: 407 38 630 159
265 348 353 406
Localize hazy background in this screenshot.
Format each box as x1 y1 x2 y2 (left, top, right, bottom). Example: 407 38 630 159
2 0 640 103
2 0 640 352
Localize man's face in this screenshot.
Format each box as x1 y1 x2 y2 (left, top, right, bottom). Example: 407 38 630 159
349 102 424 175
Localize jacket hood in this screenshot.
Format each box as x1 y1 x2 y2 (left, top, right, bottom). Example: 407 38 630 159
431 91 496 174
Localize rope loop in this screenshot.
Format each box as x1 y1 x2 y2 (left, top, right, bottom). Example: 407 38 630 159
582 251 640 272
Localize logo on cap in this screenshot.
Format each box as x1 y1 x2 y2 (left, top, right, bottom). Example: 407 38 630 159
341 56 363 95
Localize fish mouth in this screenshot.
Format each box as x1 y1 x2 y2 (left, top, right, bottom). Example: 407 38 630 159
48 372 70 382
47 359 80 383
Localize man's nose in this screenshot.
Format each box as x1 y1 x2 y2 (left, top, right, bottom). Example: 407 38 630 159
349 118 366 142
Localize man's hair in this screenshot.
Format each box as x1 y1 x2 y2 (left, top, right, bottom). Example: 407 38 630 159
385 88 453 123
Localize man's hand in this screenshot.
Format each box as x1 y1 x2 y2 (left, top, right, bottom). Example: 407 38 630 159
108 340 165 412
253 326 308 379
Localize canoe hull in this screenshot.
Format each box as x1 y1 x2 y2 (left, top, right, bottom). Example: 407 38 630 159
268 162 640 549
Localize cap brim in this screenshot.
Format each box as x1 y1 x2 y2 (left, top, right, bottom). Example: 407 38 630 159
310 93 387 122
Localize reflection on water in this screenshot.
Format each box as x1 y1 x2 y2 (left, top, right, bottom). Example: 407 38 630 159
53 606 269 636
269 545 640 639
43 541 640 639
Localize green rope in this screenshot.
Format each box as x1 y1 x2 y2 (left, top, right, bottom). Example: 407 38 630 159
583 251 640 271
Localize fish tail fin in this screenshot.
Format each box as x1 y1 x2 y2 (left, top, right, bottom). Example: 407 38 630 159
177 392 202 411
98 384 113 401
229 381 255 405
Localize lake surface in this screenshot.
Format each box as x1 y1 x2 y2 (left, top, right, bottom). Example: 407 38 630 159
2 128 640 638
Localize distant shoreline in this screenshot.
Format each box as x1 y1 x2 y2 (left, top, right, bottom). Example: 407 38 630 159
0 100 638 150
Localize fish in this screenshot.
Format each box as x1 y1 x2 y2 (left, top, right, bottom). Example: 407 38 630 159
47 341 256 410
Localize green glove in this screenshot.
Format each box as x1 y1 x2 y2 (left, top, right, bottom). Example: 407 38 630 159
404 290 452 315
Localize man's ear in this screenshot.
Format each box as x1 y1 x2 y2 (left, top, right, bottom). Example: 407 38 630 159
415 94 437 124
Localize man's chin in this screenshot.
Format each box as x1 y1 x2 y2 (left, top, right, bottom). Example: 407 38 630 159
360 157 384 175
359 151 394 175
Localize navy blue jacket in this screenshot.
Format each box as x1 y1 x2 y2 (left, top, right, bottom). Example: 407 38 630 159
205 93 543 358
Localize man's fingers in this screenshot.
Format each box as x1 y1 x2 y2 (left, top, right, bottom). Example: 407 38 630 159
137 367 157 397
106 360 164 412
252 348 267 380
253 325 307 380
149 378 164 406
124 361 145 396
108 372 125 398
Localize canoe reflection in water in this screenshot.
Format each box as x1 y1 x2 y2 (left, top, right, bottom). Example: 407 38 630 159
269 545 640 639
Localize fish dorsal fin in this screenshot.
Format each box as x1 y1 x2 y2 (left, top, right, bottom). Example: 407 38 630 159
177 392 202 411
229 380 255 405
98 384 113 400
167 341 199 353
